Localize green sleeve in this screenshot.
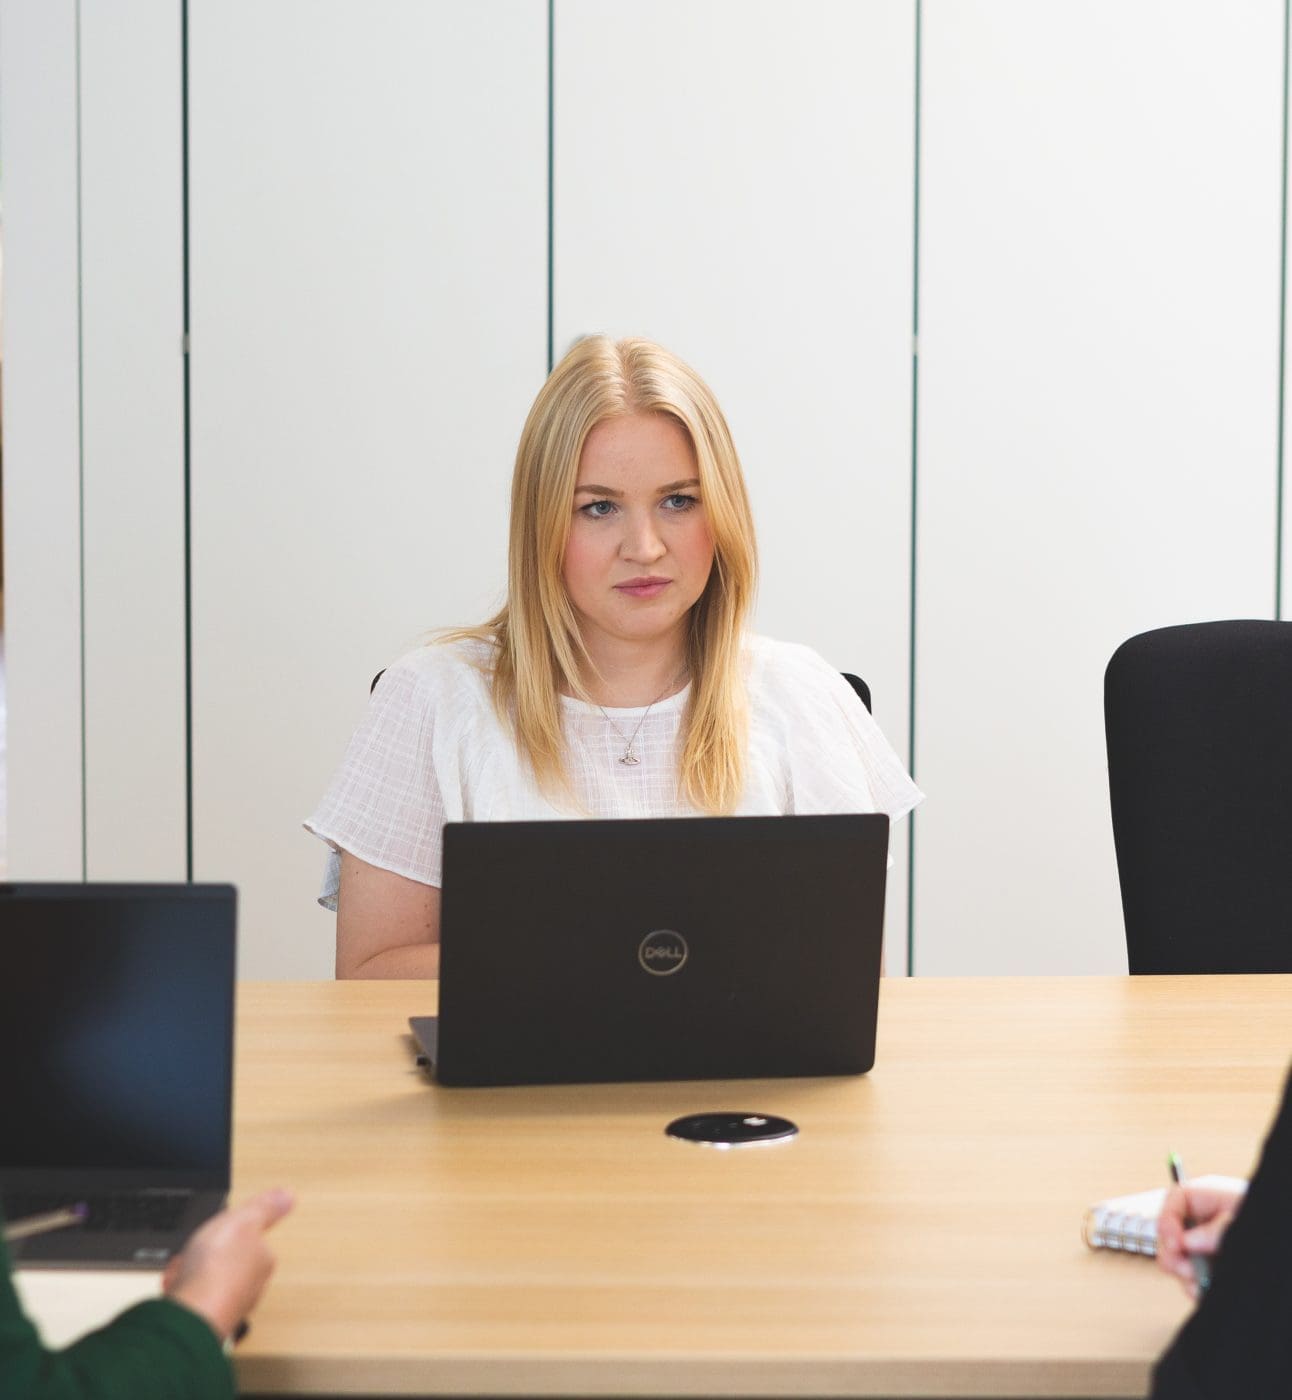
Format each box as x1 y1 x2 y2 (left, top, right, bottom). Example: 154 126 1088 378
0 1232 234 1400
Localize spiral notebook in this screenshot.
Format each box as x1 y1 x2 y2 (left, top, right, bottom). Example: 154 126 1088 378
1081 1174 1247 1255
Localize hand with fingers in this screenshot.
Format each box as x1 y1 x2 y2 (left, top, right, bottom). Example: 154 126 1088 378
1156 1183 1242 1301
163 1189 295 1343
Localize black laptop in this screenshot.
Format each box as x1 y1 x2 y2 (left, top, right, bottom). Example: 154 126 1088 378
410 814 889 1087
0 883 236 1268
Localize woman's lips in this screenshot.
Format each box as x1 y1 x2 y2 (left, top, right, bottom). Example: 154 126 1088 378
614 578 671 599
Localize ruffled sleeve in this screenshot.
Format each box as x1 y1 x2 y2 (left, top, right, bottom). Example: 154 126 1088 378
303 653 454 907
748 638 923 822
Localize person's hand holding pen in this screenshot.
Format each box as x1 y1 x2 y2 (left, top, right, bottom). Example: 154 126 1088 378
1156 1165 1244 1301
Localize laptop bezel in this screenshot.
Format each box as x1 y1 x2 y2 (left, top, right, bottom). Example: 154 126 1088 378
0 882 237 1198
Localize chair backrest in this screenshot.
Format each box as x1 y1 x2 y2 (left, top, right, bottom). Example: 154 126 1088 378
841 672 872 713
1105 620 1292 974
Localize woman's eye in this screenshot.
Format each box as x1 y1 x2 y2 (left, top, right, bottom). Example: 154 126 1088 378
662 493 698 512
580 500 616 518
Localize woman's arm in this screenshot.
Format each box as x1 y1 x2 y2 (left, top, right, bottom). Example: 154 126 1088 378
335 851 441 978
1150 1067 1292 1398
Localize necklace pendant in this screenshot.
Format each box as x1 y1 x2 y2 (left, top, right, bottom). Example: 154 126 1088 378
619 751 641 766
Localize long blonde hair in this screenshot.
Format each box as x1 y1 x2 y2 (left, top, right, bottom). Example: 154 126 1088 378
452 336 757 813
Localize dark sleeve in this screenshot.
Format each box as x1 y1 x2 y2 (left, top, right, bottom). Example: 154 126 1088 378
0 1234 233 1400
1150 1064 1292 1399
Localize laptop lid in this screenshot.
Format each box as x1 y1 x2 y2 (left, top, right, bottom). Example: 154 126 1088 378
431 814 888 1087
0 883 237 1196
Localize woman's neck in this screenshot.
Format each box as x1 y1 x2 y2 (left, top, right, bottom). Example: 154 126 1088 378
574 636 690 708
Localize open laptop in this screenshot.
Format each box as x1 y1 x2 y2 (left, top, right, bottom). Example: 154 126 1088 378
410 813 888 1087
0 883 236 1268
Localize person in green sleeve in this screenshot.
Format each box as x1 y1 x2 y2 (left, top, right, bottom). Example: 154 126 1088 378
0 1188 293 1400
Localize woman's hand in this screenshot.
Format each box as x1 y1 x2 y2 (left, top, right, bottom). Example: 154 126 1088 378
164 1188 295 1341
1156 1183 1243 1299
335 850 441 977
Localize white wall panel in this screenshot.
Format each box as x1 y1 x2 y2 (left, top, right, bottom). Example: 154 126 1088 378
189 0 547 976
79 0 187 880
555 0 918 968
916 2 1283 974
0 0 84 879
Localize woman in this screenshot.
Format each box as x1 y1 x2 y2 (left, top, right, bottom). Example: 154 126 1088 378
0 1189 292 1400
307 336 921 977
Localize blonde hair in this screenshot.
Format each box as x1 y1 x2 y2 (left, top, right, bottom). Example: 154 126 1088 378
451 336 757 813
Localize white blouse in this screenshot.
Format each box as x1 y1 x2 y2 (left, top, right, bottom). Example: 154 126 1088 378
305 634 923 909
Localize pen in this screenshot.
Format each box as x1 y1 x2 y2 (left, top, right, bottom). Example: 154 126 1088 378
3 1203 89 1243
222 1319 251 1356
1167 1152 1212 1294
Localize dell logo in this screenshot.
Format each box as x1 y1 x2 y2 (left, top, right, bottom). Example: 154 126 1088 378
638 929 688 976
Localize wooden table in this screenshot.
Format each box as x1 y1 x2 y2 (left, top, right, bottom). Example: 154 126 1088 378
231 975 1291 1398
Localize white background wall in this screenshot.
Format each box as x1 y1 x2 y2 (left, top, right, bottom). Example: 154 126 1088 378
0 0 84 881
915 0 1285 972
186 0 547 977
3 0 1288 979
80 0 188 881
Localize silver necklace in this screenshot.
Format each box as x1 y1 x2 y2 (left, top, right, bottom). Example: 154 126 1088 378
596 670 687 766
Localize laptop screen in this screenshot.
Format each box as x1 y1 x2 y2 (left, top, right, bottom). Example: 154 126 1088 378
0 885 235 1180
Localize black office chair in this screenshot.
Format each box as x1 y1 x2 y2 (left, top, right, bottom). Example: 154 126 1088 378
374 667 874 712
1104 620 1292 974
841 672 872 713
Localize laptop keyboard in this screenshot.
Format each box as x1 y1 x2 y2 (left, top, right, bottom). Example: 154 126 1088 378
4 1190 192 1234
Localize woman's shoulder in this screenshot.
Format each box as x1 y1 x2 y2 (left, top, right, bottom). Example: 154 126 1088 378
741 633 923 821
376 633 498 707
742 633 853 700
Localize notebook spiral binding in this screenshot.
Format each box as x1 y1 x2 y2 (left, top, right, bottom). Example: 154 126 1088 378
1082 1206 1158 1255
1083 1175 1246 1258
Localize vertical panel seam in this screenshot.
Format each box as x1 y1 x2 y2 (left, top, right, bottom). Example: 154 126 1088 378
906 0 922 976
1278 0 1289 619
75 0 87 880
182 0 194 880
547 0 555 374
